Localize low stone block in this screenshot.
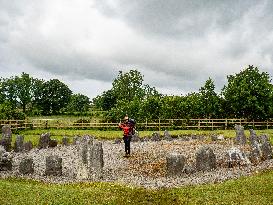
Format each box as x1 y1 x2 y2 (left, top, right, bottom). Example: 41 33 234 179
45 156 62 176
23 141 33 152
14 135 24 152
89 141 104 179
166 153 186 177
151 132 161 141
19 158 34 174
62 136 69 146
38 133 51 149
196 146 216 172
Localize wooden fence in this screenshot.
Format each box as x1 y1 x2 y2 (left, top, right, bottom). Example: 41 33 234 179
1 118 273 130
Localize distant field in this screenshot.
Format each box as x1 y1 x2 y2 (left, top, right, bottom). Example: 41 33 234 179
0 170 273 204
15 129 273 146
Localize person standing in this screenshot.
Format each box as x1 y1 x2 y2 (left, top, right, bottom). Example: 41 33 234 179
119 115 132 157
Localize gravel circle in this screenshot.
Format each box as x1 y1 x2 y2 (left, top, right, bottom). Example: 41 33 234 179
1 137 273 189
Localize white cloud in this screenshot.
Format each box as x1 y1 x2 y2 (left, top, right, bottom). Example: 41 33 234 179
0 0 273 98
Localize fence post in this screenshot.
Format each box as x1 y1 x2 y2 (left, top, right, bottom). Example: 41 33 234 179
158 118 160 134
198 119 200 130
225 119 227 130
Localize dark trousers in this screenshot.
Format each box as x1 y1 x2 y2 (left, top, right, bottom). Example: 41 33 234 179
123 135 131 155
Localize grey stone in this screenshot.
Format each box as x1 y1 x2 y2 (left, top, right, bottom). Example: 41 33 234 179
0 145 5 160
180 136 190 141
196 146 216 172
89 141 104 180
163 130 173 141
0 138 11 151
114 138 122 144
23 141 33 152
226 147 250 167
1 125 12 151
249 146 261 164
49 139 58 148
73 136 80 145
45 156 62 176
184 164 196 175
19 158 34 174
259 135 270 144
0 152 12 171
14 135 24 152
166 153 186 177
131 133 141 142
234 125 246 145
260 141 272 160
151 132 161 141
38 133 51 149
78 136 93 165
62 136 69 146
2 125 12 140
249 129 258 147
191 135 198 140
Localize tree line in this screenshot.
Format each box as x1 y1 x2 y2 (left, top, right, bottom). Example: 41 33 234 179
1 65 273 121
93 65 273 122
0 73 90 119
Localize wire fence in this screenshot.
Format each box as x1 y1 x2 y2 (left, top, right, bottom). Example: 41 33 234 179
1 118 273 130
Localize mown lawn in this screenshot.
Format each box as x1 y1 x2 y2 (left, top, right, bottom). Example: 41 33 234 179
15 129 273 146
0 170 273 205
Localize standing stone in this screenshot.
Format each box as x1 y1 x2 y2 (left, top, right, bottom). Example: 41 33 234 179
166 153 186 177
260 141 272 160
23 141 33 152
89 141 104 180
131 131 140 142
114 138 122 144
19 157 34 174
62 136 69 146
249 146 261 164
249 129 258 147
234 125 246 145
1 125 12 151
78 136 93 165
196 146 216 172
226 147 250 167
73 136 80 145
163 130 173 141
38 133 51 149
259 135 270 144
45 156 62 176
151 132 161 141
0 152 12 171
14 135 24 152
0 145 5 160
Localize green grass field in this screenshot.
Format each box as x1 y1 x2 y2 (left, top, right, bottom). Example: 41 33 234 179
0 170 273 205
15 128 273 146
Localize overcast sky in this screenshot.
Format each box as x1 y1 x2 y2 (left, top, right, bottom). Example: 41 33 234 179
1 0 273 99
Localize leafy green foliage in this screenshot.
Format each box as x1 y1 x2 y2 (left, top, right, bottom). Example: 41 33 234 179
65 94 90 113
222 65 273 120
36 79 72 115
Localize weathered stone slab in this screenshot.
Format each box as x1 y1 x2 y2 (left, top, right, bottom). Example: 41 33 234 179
166 153 186 177
38 133 51 149
131 132 141 142
226 147 250 167
196 146 216 172
89 141 104 180
0 152 12 171
14 135 24 152
163 130 173 141
234 125 246 145
19 157 34 174
23 141 33 152
62 136 69 146
45 156 62 176
260 141 272 160
249 129 258 147
114 138 122 144
1 125 12 151
151 132 161 141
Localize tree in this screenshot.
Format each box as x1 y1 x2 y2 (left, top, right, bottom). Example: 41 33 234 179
199 78 221 118
66 94 90 113
112 70 144 102
92 89 117 111
222 65 273 120
37 79 72 115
